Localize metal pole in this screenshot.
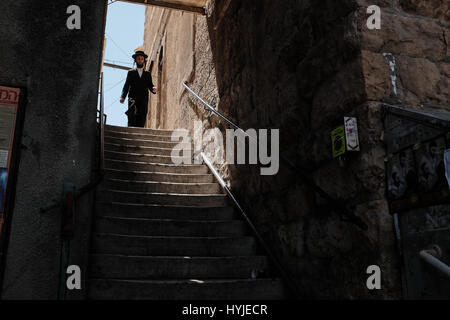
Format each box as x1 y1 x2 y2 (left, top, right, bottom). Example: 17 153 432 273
201 152 303 299
99 72 105 171
420 247 450 280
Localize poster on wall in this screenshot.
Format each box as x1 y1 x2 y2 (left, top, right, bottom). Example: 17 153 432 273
0 169 8 214
344 117 360 152
387 148 417 200
414 137 446 193
331 125 346 158
0 86 20 220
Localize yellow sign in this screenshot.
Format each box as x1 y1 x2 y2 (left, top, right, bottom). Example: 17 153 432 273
331 125 346 158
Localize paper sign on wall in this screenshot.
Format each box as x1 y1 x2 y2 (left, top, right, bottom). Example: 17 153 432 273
331 125 346 158
344 117 360 151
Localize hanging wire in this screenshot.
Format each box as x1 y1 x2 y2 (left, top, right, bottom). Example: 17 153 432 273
105 32 131 59
105 78 126 93
105 98 121 111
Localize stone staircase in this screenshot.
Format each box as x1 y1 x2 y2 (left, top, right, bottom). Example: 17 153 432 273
87 124 287 300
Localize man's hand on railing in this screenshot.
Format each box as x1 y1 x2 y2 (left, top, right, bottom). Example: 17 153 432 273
152 87 157 94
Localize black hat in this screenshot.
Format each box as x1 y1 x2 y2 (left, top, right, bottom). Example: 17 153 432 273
132 50 148 60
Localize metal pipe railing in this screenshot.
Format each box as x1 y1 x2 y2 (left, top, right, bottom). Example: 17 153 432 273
99 72 106 172
420 246 450 280
183 82 245 133
183 81 302 298
201 152 302 298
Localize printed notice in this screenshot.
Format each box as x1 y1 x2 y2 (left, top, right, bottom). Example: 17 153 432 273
0 106 15 150
0 150 8 168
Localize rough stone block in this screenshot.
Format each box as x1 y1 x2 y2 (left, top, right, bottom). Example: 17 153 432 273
361 10 449 60
362 50 392 100
398 0 450 21
396 56 448 106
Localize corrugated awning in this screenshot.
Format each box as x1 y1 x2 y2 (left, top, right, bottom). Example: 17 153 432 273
119 0 207 14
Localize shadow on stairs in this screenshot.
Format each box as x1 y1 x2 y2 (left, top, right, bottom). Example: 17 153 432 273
87 124 289 300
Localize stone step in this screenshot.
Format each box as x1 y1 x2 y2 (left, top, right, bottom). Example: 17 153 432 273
105 143 175 156
104 168 214 183
89 254 271 280
94 216 248 237
105 159 208 174
92 233 257 256
105 130 175 142
99 179 223 194
104 150 181 165
88 278 286 300
105 135 190 149
96 189 229 207
95 202 236 220
105 124 174 136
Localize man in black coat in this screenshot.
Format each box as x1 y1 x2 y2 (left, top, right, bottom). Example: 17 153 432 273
120 50 157 127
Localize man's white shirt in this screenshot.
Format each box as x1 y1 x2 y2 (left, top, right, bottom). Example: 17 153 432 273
137 67 143 78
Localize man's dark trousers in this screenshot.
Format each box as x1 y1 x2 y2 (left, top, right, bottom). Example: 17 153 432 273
121 69 155 128
127 97 148 127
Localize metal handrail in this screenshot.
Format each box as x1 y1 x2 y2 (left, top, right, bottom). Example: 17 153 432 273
420 246 450 280
183 82 302 298
201 153 302 298
183 82 367 230
99 72 106 172
183 82 242 132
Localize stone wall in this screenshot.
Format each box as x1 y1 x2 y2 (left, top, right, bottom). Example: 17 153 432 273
143 0 449 298
143 8 199 131
0 0 106 299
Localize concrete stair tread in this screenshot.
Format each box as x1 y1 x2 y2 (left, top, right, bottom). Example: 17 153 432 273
100 179 223 194
105 124 174 135
106 131 173 139
104 137 190 150
98 189 227 197
105 132 175 142
95 202 236 220
96 201 232 210
96 190 229 206
104 178 218 187
90 253 266 259
97 216 241 224
105 138 185 150
93 233 257 256
90 278 281 283
104 143 189 158
106 150 177 157
105 168 211 176
105 159 209 174
104 168 214 183
104 158 202 167
94 216 247 237
88 278 286 300
89 254 270 279
104 150 185 164
105 143 175 152
94 233 253 240
105 136 187 146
